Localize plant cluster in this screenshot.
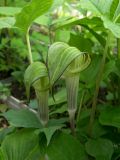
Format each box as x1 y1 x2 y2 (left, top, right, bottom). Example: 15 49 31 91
0 0 120 160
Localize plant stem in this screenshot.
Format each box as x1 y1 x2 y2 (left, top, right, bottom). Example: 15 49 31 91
117 38 120 59
88 33 111 137
26 29 33 64
77 91 85 122
4 0 7 6
117 38 120 105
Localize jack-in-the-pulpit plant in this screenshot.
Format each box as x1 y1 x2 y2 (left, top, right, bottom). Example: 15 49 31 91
13 0 90 131
24 62 49 126
64 55 91 134
24 42 90 131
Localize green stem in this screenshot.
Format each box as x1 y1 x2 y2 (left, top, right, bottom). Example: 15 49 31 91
88 33 111 137
117 38 120 59
3 0 7 6
77 91 85 122
117 38 120 104
26 29 33 64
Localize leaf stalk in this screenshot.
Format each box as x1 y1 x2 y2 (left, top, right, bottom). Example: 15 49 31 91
88 33 111 137
26 29 33 64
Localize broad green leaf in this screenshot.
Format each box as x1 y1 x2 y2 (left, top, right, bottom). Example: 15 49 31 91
1 108 66 130
85 138 114 160
69 33 93 52
99 106 120 128
91 120 107 139
103 16 120 38
76 110 107 141
2 109 42 128
50 104 67 115
44 126 63 146
37 126 64 146
49 89 67 106
35 15 50 26
80 54 102 88
0 149 5 160
0 17 15 29
113 1 120 21
0 127 15 144
0 7 21 16
48 42 83 85
48 118 68 127
1 129 39 160
53 17 103 29
47 132 88 160
110 0 120 20
24 62 48 99
53 17 106 46
51 0 65 10
82 25 106 47
29 88 67 109
103 59 116 79
55 29 70 43
80 0 113 16
80 0 120 38
15 0 53 32
26 145 41 160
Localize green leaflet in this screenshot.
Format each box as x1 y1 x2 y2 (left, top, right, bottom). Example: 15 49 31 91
0 7 21 16
99 106 120 128
110 0 120 20
46 132 87 160
80 0 113 16
24 62 48 100
69 33 94 52
0 17 15 29
1 129 39 160
15 0 53 32
80 0 120 38
85 138 114 160
0 149 5 160
103 16 120 38
48 42 83 86
29 89 67 108
37 125 64 146
53 17 106 47
2 109 42 128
